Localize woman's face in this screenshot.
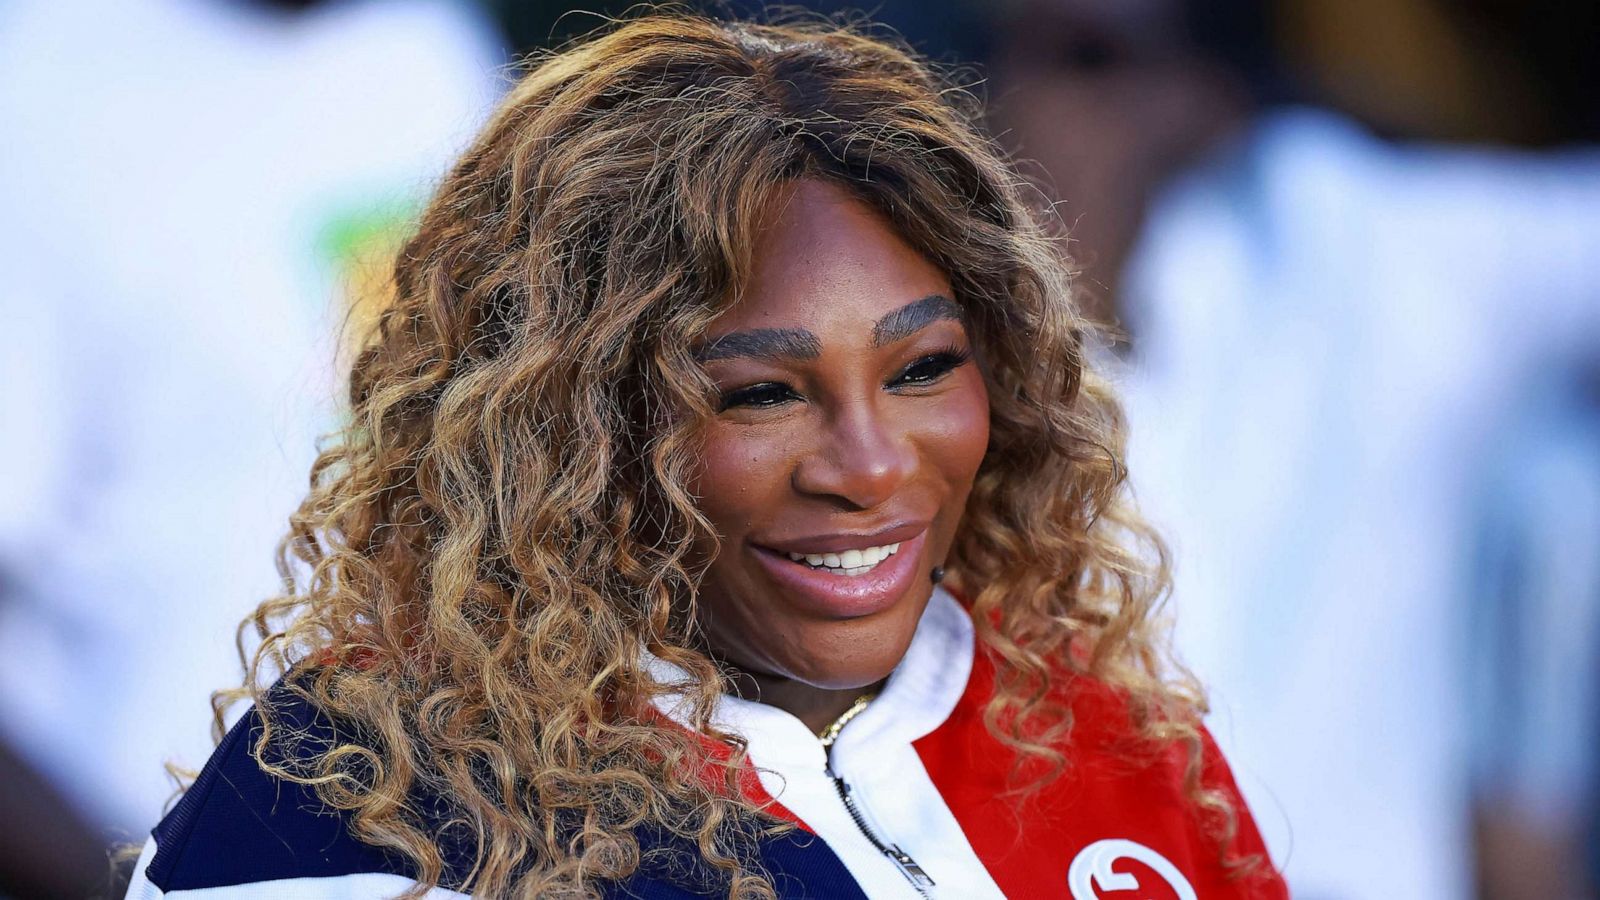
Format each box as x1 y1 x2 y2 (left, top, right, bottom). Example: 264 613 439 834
689 179 990 692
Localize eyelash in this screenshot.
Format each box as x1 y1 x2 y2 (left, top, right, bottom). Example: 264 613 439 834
716 346 973 412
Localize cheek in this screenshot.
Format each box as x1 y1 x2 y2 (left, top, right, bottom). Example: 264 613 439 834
930 369 991 489
689 425 791 538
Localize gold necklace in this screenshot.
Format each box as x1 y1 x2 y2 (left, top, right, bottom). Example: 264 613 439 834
816 691 876 748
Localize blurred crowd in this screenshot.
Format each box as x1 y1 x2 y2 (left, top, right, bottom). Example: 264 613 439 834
1 1 1596 898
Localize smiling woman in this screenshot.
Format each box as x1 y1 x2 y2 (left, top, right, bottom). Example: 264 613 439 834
690 182 991 719
125 14 1286 900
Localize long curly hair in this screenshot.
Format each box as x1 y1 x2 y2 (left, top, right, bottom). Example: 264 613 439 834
217 13 1236 898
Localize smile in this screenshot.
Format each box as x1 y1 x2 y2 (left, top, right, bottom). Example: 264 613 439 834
784 543 902 577
751 527 928 619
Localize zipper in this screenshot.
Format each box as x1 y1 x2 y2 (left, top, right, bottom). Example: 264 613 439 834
825 747 935 898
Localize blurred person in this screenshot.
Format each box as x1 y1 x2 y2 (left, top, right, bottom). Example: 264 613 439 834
1467 364 1600 900
0 0 501 892
991 1 1600 898
123 15 1287 899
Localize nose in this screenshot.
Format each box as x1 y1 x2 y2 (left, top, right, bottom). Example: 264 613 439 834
792 400 915 510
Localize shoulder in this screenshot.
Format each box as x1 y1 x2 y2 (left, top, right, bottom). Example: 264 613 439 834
130 683 456 897
126 685 771 900
914 645 1288 899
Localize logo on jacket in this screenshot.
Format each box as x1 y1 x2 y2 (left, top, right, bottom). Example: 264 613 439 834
1067 838 1197 900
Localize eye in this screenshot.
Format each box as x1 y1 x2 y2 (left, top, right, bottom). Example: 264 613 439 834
718 381 801 412
890 348 972 388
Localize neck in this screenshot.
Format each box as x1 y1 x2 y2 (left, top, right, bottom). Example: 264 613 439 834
724 667 885 735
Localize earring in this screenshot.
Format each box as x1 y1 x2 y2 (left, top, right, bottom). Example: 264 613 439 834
930 566 946 585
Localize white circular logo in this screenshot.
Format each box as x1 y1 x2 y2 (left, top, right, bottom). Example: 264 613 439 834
1067 838 1197 900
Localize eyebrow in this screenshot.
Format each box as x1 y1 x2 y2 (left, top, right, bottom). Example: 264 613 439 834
693 293 964 363
870 294 964 348
693 328 822 363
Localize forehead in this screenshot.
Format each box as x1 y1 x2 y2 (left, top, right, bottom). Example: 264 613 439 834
710 179 954 336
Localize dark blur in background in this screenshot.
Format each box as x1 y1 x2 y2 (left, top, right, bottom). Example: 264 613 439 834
2 1 1597 898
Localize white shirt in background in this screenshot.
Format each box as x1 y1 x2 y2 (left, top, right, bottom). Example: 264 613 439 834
0 0 503 838
1122 108 1600 900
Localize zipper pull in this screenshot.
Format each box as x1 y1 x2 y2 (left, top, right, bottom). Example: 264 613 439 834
887 846 937 893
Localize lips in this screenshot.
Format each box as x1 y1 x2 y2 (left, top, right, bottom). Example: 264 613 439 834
757 521 928 556
750 525 929 620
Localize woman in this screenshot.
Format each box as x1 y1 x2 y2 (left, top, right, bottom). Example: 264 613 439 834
127 14 1286 900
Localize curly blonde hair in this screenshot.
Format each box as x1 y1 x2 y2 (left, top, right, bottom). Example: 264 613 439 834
216 12 1237 898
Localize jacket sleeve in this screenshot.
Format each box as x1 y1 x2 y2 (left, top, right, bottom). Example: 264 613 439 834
1196 725 1291 899
123 838 164 900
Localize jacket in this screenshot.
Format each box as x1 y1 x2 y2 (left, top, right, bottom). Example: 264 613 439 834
126 588 1288 898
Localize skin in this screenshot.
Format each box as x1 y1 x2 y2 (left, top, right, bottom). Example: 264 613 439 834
688 179 991 734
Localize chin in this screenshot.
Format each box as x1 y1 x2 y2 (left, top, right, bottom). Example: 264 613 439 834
775 602 926 690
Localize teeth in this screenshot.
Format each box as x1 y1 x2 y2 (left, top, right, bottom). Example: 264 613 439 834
783 542 902 575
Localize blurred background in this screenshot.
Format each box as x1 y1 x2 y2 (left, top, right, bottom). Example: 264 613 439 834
1 0 1596 897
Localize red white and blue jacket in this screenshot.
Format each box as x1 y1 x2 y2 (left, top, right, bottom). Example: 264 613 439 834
127 589 1288 899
